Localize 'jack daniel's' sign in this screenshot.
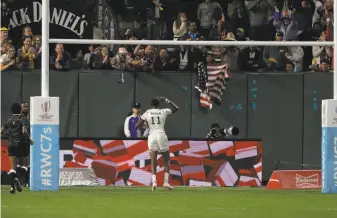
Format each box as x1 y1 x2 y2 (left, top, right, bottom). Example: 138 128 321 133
6 0 93 43
8 1 89 37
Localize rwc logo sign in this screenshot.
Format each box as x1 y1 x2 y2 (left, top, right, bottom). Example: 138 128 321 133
39 101 54 121
30 96 59 191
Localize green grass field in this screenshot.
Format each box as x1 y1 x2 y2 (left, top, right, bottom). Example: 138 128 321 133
2 186 337 218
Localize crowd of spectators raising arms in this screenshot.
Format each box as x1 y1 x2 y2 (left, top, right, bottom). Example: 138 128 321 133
0 0 334 73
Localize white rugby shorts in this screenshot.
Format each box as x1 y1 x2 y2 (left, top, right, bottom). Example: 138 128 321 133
147 133 169 152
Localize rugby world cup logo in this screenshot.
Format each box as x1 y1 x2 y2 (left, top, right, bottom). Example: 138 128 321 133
39 101 53 121
42 101 51 113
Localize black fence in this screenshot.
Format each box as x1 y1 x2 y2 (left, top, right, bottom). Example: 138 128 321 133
1 70 332 180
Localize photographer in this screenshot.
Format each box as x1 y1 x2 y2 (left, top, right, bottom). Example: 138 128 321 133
205 123 239 139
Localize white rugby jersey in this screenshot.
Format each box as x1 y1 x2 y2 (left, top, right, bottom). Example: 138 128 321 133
141 108 172 135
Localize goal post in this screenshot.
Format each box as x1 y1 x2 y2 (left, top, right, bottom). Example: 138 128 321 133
30 0 59 191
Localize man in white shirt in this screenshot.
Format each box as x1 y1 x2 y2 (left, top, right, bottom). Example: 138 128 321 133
136 96 179 191
124 102 148 138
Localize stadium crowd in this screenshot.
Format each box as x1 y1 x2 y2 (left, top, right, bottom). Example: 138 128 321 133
0 0 334 73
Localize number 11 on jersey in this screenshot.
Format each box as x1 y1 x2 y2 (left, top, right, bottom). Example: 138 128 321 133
151 116 161 124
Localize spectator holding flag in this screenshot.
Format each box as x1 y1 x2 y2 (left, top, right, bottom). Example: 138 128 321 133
124 103 149 138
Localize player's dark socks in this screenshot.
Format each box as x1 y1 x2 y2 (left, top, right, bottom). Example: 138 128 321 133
16 166 23 179
9 170 17 194
9 170 17 184
14 178 22 192
22 166 30 187
25 167 30 187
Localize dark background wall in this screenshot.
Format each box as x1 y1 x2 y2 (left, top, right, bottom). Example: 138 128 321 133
1 70 332 181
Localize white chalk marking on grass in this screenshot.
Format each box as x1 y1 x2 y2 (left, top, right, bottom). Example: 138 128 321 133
3 205 336 212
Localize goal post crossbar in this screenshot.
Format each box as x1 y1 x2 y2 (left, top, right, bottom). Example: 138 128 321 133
48 39 335 47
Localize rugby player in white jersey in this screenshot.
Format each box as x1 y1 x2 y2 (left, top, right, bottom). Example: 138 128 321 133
136 96 179 191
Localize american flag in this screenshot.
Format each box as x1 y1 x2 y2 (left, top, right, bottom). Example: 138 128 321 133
196 61 231 109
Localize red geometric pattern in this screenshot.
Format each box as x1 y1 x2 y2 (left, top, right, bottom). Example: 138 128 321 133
61 140 263 187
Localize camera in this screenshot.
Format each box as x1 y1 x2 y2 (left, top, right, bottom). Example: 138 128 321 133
205 123 239 139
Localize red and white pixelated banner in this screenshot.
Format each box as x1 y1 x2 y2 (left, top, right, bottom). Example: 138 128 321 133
54 139 262 187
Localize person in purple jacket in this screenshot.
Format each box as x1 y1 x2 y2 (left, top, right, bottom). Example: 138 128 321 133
124 102 149 138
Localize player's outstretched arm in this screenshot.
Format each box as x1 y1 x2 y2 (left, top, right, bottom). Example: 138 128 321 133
156 96 179 114
135 119 145 129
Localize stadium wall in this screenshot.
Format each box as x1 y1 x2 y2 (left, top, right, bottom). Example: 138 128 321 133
1 70 332 180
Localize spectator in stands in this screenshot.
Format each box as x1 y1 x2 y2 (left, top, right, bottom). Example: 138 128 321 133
127 32 139 41
247 0 276 41
285 58 296 72
311 56 331 72
32 35 42 53
236 27 249 41
32 35 42 69
93 46 111 69
319 57 331 72
323 0 334 69
223 32 239 72
273 6 300 41
51 44 71 71
125 29 132 40
0 27 9 44
111 47 134 71
285 43 304 72
179 20 206 71
72 49 84 69
125 32 140 55
235 28 250 52
197 0 223 39
17 36 36 70
182 21 202 41
145 1 157 40
208 19 228 41
140 45 156 72
229 2 250 37
152 0 167 39
312 32 332 68
94 46 102 56
323 0 334 40
0 44 16 71
1 41 9 54
154 48 178 71
1 1 10 29
23 26 33 37
263 31 286 71
312 0 324 24
18 26 33 48
178 45 188 71
173 12 188 40
133 44 146 61
239 45 263 72
294 0 315 35
83 45 95 69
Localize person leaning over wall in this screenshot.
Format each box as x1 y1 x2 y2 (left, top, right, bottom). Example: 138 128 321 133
0 44 16 71
50 44 72 71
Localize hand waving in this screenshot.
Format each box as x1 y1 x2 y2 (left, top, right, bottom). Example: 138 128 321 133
156 96 170 103
155 96 166 101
